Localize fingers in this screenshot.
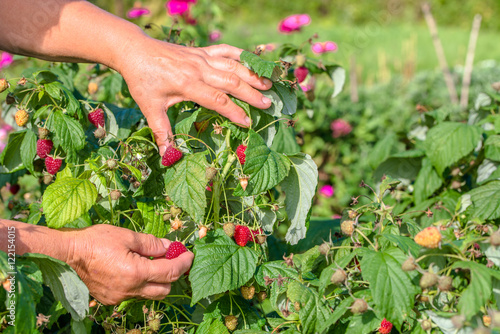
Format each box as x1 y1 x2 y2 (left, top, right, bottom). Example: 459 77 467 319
206 57 273 91
139 99 182 156
203 44 243 61
189 82 251 127
145 251 193 284
138 282 172 300
129 232 167 258
202 67 272 110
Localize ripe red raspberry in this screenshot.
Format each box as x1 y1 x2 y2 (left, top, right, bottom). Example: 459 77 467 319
45 156 62 175
294 66 309 83
88 108 105 128
251 228 266 244
161 146 183 167
165 241 188 259
8 184 20 195
236 144 247 165
378 318 393 334
414 226 442 248
15 109 29 127
36 139 53 159
234 225 252 246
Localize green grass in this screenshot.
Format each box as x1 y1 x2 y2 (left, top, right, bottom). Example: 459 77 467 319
220 20 500 84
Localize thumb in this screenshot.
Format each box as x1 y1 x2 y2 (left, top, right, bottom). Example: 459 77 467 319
130 232 167 258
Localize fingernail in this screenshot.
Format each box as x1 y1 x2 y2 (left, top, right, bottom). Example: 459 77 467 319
159 145 166 156
244 116 252 126
262 96 272 105
263 78 272 86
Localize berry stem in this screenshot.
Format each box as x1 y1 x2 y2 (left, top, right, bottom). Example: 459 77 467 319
212 154 237 223
354 228 378 251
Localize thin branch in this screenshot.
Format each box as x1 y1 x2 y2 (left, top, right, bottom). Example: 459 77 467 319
460 14 482 109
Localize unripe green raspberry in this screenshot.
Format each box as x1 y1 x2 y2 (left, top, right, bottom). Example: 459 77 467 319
402 257 417 271
420 272 438 289
330 269 347 285
421 319 433 331
350 298 368 314
318 242 330 255
438 276 453 291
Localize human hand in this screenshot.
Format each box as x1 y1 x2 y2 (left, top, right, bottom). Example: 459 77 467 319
118 39 273 155
64 224 192 305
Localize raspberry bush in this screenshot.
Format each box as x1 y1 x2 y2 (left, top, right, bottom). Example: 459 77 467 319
1 5 500 334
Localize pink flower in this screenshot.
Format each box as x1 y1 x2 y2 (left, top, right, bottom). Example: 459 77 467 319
332 214 342 219
294 67 309 83
311 41 338 54
209 30 222 43
0 125 13 153
320 185 334 198
166 0 196 16
127 7 150 19
330 119 352 138
278 14 311 34
0 52 14 69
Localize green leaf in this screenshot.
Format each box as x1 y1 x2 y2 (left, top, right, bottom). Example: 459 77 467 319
197 318 230 334
20 130 37 174
452 261 493 320
255 261 298 287
345 312 380 334
164 152 207 222
297 285 332 334
484 135 500 161
373 157 422 181
175 108 200 141
319 296 353 332
189 230 259 306
271 122 300 155
137 201 168 238
25 253 89 321
424 122 482 175
234 131 290 196
42 177 97 228
0 131 25 173
293 246 320 273
327 66 346 98
414 158 443 204
360 248 418 329
368 133 397 169
46 110 85 163
273 83 297 116
466 180 500 219
101 104 119 143
261 89 283 117
283 153 318 244
381 234 420 258
44 81 62 100
240 50 278 78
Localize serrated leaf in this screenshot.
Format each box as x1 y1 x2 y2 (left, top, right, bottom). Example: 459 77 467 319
42 177 97 228
164 152 207 222
117 161 142 182
381 234 420 258
414 158 443 204
360 248 418 329
20 130 37 174
255 261 298 287
424 122 482 175
234 131 290 196
345 312 380 334
368 133 397 169
197 318 230 334
261 89 283 117
373 157 422 181
273 83 297 116
466 180 500 219
189 231 259 306
319 296 353 332
271 122 300 155
25 253 89 321
297 285 331 334
44 81 62 100
175 108 200 141
0 131 25 173
46 110 85 163
137 201 168 238
452 261 493 320
484 135 500 161
240 50 278 78
283 153 318 244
